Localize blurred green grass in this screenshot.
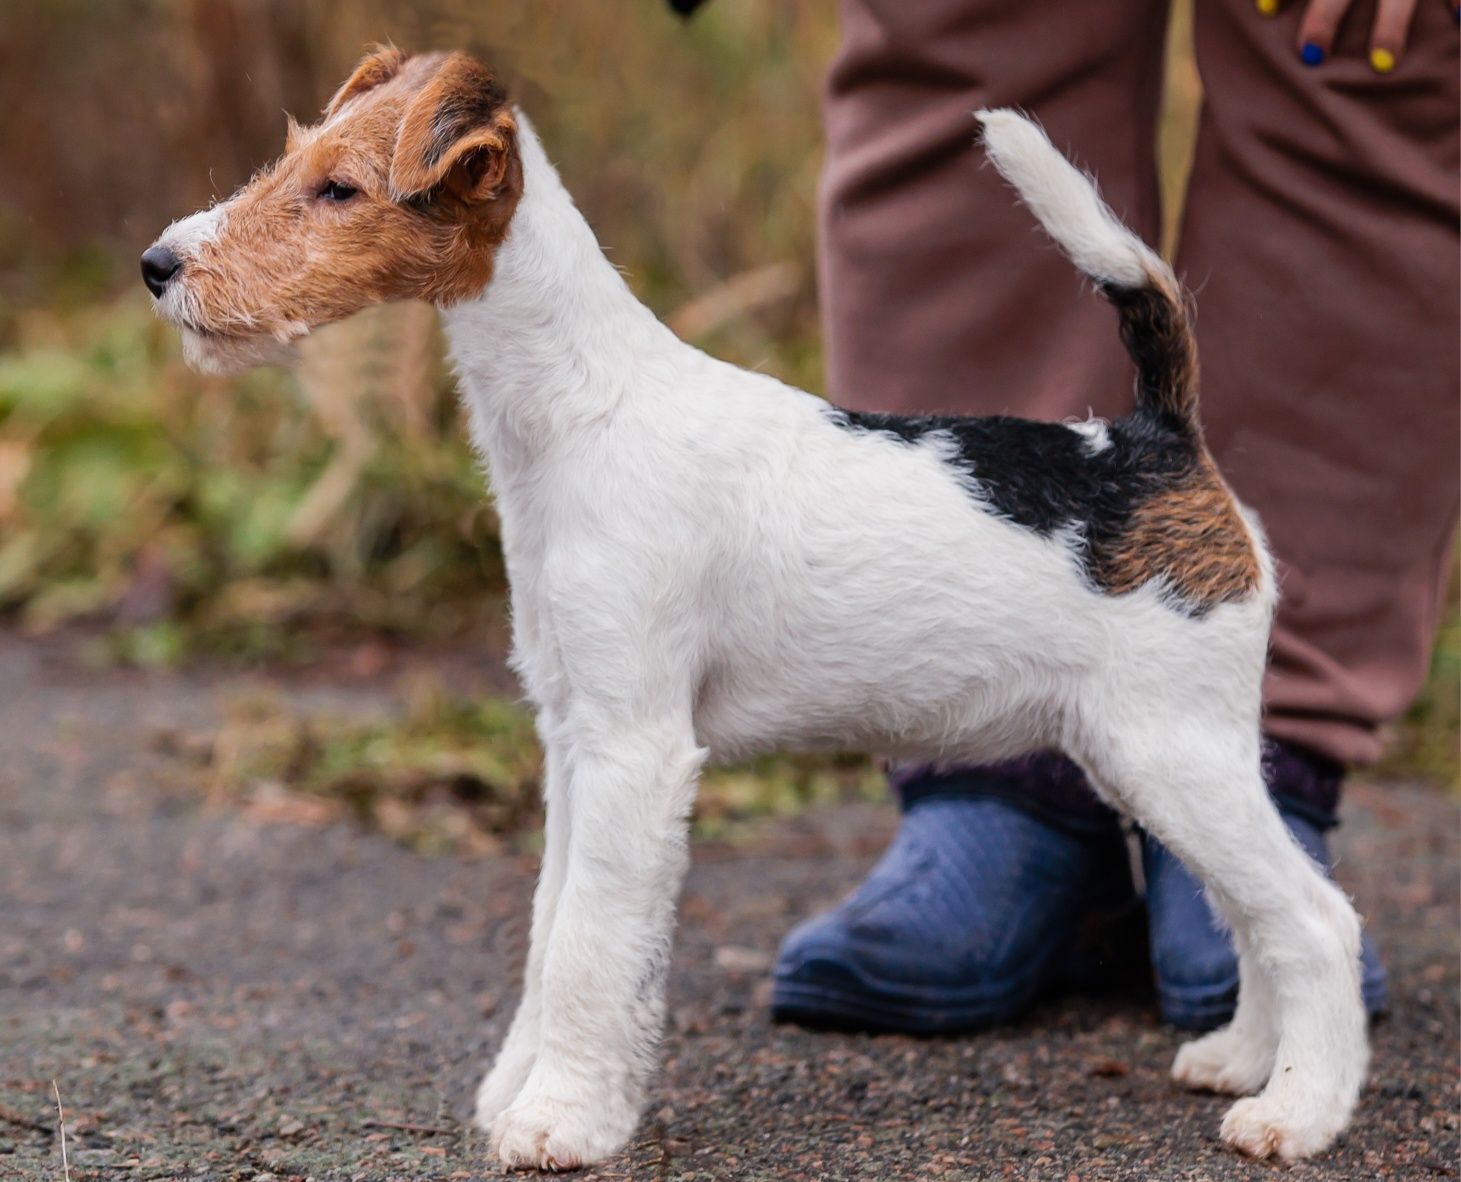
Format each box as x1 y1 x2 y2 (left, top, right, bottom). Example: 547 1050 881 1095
1375 566 1460 786
0 299 500 658
167 686 885 854
0 0 1453 789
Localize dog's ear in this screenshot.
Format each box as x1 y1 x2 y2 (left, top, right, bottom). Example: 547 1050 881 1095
390 53 516 204
325 45 407 118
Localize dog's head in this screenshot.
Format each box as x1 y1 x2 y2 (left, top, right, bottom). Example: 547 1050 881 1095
142 48 522 374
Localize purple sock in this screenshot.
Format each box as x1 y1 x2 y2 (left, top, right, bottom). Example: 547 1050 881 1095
892 738 1343 832
891 751 1117 833
1262 737 1344 830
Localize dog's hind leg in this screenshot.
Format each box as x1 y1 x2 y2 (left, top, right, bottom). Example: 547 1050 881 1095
490 717 706 1171
1079 718 1367 1161
1171 921 1279 1095
475 726 571 1129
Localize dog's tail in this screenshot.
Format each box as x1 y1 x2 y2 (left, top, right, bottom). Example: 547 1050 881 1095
976 108 1198 433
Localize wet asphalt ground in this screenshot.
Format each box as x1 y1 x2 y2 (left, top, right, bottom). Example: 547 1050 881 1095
1 635 1456 1181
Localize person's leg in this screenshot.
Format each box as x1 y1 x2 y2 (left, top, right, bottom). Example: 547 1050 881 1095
820 0 1168 420
1145 0 1460 1026
774 0 1168 1033
1179 0 1460 767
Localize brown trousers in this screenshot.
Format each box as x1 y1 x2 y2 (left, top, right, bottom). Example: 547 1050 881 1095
820 0 1460 765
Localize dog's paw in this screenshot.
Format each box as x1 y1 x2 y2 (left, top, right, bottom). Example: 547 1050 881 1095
1219 1094 1345 1161
491 1087 639 1172
474 1049 538 1130
1172 1028 1273 1096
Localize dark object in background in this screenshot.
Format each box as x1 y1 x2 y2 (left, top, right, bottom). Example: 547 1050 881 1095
668 0 710 15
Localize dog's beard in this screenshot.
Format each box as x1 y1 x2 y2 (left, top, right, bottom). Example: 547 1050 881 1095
153 281 309 375
179 326 300 375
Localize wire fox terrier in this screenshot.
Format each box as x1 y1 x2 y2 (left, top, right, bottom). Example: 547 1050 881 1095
143 48 1369 1171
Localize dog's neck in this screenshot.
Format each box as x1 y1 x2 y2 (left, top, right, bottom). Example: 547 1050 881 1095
440 114 675 472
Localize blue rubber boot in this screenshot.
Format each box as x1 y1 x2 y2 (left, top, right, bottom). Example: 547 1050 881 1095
771 788 1135 1034
1143 795 1388 1031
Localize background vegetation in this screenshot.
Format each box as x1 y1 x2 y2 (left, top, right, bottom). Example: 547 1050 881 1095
0 1 1453 818
0 0 835 660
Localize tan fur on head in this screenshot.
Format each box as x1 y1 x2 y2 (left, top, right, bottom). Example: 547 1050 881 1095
325 44 408 117
391 54 518 203
147 49 523 375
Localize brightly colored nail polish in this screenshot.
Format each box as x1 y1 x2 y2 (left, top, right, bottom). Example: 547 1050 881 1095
1256 0 1279 15
1300 41 1325 65
1369 47 1396 73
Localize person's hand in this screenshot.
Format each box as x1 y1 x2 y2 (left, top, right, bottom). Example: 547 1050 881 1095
1255 0 1453 72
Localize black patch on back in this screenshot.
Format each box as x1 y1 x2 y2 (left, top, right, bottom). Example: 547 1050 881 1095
826 406 1200 597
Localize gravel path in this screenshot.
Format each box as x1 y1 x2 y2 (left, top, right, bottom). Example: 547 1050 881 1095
1 636 1456 1181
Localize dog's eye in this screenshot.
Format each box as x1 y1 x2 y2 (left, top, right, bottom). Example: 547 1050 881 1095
320 180 360 203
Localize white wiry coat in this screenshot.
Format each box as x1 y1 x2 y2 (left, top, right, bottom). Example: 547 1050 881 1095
443 112 1367 1170
147 83 1369 1168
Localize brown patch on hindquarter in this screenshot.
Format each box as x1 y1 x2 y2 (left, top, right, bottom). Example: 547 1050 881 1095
1093 455 1260 610
1099 282 1256 611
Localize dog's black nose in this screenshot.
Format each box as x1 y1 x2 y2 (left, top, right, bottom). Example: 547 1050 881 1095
140 246 182 297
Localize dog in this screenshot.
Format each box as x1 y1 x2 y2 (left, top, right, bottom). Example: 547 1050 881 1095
142 48 1369 1171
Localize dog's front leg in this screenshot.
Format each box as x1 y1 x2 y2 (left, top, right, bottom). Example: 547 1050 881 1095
476 732 571 1128
491 723 705 1172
